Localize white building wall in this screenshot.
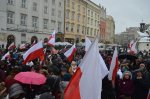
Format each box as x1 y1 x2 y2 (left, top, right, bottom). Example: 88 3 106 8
138 43 150 51
0 0 64 47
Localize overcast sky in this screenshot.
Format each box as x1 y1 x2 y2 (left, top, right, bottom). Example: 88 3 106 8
92 0 150 33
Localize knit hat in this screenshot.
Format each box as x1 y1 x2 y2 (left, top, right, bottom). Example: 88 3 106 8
9 83 25 98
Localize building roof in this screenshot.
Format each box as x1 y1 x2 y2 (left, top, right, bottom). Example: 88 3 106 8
138 37 150 43
137 31 149 37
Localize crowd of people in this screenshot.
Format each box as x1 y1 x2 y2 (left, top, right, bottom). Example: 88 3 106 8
0 44 150 99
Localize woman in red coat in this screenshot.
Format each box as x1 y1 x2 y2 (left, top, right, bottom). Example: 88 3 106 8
118 71 134 99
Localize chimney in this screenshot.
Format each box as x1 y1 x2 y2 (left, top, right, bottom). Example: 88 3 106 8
140 23 145 33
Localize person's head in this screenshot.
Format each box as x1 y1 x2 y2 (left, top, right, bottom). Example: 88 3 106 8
9 83 25 99
139 63 145 69
136 71 143 77
71 61 77 67
123 71 132 80
61 67 67 76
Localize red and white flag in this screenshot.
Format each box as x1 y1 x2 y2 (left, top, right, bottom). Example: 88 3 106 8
20 44 26 50
128 40 134 48
64 44 76 62
64 38 108 99
23 41 44 64
108 47 119 82
47 30 56 46
130 41 137 54
147 89 150 99
1 52 10 60
85 36 92 51
8 42 16 50
31 40 36 47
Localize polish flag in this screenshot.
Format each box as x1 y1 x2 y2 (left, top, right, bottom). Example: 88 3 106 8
128 40 134 48
20 44 26 50
130 41 137 54
23 41 44 64
31 40 36 47
1 52 10 60
47 30 56 46
108 47 119 82
85 36 92 51
8 42 16 50
64 44 76 62
64 38 108 99
147 89 150 99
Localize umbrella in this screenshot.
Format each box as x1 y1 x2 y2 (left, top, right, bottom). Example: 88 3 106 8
118 53 137 61
14 72 46 85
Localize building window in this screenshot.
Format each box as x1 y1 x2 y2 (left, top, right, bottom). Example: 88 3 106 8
91 19 93 25
83 16 85 24
32 16 38 28
33 2 37 11
52 0 55 5
95 13 97 19
58 22 62 32
87 27 89 35
91 11 93 17
65 10 70 19
51 20 55 29
83 7 85 14
77 14 80 22
71 23 74 32
71 12 75 20
59 2 61 7
72 2 75 9
95 20 97 26
78 5 80 12
7 11 15 24
94 29 96 36
88 17 90 24
66 22 69 32
90 28 93 36
82 26 84 34
21 0 26 8
77 25 80 33
66 0 70 7
8 0 14 5
44 6 48 14
58 11 61 18
20 14 27 26
21 33 26 43
88 10 90 16
43 19 48 29
51 8 55 16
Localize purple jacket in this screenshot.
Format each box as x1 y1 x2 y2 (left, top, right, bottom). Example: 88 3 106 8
118 78 134 96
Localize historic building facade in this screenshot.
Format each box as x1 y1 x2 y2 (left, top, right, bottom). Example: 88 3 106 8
64 0 87 43
106 15 115 43
0 0 65 48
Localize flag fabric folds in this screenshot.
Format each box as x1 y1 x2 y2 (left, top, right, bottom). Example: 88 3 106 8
64 38 108 99
19 44 26 50
128 40 134 48
108 47 119 81
47 30 56 46
130 41 137 54
64 44 76 62
85 37 92 51
23 41 44 64
1 52 10 60
8 42 16 50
